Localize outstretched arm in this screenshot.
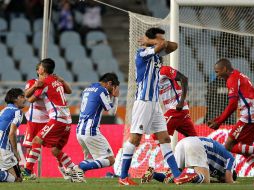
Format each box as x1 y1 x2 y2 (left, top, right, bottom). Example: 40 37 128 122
208 97 238 129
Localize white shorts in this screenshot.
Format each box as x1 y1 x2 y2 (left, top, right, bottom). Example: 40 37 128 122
77 132 114 160
174 137 209 169
130 100 167 134
0 149 18 171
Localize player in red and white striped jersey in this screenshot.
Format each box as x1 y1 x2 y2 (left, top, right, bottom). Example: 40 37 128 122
23 58 83 182
158 65 197 137
23 78 49 155
209 58 254 156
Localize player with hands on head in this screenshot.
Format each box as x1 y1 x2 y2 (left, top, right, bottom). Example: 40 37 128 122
141 65 197 183
119 27 198 186
76 73 120 177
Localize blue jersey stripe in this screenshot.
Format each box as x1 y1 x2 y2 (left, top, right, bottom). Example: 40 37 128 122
199 137 235 178
78 83 112 136
135 48 161 102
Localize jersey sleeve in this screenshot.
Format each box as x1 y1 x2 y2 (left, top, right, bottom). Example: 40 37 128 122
99 90 113 111
160 66 177 80
224 153 236 172
34 85 48 99
227 77 239 99
139 47 155 57
12 110 23 127
25 79 36 90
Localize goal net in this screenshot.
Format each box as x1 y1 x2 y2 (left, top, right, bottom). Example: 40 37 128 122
123 7 254 178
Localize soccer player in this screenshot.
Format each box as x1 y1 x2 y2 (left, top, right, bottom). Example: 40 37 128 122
23 58 84 182
23 64 47 172
76 73 119 175
23 63 69 180
142 137 236 184
118 27 198 185
0 88 25 182
141 65 197 183
208 58 254 156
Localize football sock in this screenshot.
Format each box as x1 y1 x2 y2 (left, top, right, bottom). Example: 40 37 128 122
0 171 15 182
160 143 181 178
120 141 136 179
79 159 110 171
26 143 41 172
56 152 75 169
231 143 254 155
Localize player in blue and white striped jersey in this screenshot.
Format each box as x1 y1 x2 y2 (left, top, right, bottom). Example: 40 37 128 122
144 136 236 184
0 88 25 182
119 28 198 186
76 73 120 177
174 137 236 183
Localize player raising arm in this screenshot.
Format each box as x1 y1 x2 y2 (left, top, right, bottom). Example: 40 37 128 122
141 65 197 183
119 27 198 186
208 58 254 156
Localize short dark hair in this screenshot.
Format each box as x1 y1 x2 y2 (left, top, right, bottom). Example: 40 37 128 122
40 58 55 74
145 27 165 39
5 88 24 104
99 73 120 86
215 58 233 70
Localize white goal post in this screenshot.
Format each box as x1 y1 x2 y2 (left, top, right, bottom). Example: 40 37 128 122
170 0 254 149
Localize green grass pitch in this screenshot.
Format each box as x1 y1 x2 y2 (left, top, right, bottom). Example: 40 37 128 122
0 178 253 190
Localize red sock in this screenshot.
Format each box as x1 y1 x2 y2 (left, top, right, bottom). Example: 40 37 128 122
56 152 75 169
231 143 254 155
25 143 41 172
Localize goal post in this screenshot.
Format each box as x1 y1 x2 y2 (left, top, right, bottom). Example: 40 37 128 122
122 0 254 178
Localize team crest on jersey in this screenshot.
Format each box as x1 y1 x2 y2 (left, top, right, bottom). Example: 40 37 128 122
139 125 143 130
228 88 235 94
232 125 243 139
65 126 71 131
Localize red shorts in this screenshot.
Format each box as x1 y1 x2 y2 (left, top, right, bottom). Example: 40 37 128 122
228 121 254 145
152 109 197 141
23 122 46 148
165 109 197 136
37 119 71 150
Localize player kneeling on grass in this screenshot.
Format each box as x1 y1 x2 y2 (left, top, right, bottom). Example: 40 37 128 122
76 73 119 177
141 137 236 184
0 88 26 182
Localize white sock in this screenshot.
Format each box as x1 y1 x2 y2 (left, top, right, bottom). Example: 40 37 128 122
122 141 136 158
96 158 110 167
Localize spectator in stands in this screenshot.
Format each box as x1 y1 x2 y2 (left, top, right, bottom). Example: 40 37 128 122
25 0 44 20
58 1 74 33
80 1 103 36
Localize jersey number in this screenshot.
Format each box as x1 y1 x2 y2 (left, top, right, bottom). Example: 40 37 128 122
81 93 89 112
56 86 66 104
